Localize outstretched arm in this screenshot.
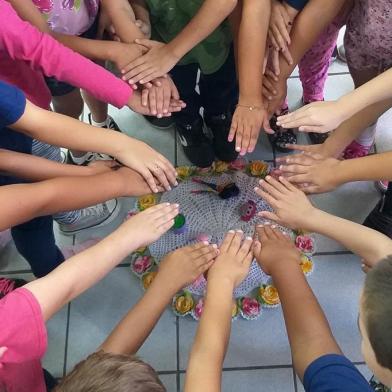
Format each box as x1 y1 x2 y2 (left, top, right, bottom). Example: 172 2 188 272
101 243 218 354
185 231 253 392
24 203 179 321
255 176 392 267
254 226 341 379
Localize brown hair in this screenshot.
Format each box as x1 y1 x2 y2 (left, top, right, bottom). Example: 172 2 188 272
54 350 166 392
363 257 392 370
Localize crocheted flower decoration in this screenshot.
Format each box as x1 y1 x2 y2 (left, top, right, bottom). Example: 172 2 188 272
138 194 157 211
213 160 230 173
142 271 157 290
248 161 269 177
176 166 194 181
239 297 261 320
295 235 315 255
300 254 314 275
132 255 153 276
173 292 194 316
229 158 247 171
191 298 204 320
258 285 280 307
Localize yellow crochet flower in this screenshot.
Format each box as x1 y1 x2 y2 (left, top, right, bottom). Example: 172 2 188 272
176 166 193 180
214 160 229 173
174 293 194 315
232 301 239 318
138 194 157 211
258 285 280 306
142 271 157 290
300 254 314 275
249 160 269 177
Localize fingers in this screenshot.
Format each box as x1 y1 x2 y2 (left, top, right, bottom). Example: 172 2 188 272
149 164 171 191
298 125 327 133
140 167 160 193
237 236 253 264
228 116 238 143
284 144 314 153
258 178 286 200
148 87 157 116
146 202 179 221
263 175 291 194
235 123 244 153
279 164 309 174
220 230 236 253
240 125 251 155
156 84 164 117
278 176 301 192
257 210 281 224
271 49 280 76
162 84 171 114
158 157 178 186
229 230 243 255
248 126 259 153
263 116 273 134
142 88 149 107
193 243 219 263
281 48 293 66
254 187 279 209
170 80 180 101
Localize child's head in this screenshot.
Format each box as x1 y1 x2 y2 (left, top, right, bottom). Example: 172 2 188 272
360 257 392 387
54 350 166 392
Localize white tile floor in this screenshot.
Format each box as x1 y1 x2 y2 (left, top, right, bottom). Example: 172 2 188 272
2 47 392 391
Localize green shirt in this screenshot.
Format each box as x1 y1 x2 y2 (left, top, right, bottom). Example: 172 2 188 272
146 0 232 74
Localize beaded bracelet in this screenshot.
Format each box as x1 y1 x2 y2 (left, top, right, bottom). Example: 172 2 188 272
236 104 262 111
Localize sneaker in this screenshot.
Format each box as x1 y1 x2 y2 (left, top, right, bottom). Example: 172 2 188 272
0 277 27 299
337 45 346 63
59 199 120 235
343 140 372 160
205 112 238 162
88 113 122 133
175 116 215 168
363 199 392 239
66 150 112 166
61 238 100 259
268 109 297 152
144 115 174 129
369 376 391 391
330 45 338 62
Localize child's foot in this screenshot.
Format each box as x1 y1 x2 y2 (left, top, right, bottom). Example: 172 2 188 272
268 108 297 152
0 277 27 299
61 238 100 259
58 199 120 235
175 116 214 168
0 229 12 248
343 140 372 160
205 112 238 162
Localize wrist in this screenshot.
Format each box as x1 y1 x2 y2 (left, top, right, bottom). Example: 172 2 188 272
238 93 264 107
107 41 121 63
337 94 359 121
207 276 236 293
165 40 186 61
269 256 301 277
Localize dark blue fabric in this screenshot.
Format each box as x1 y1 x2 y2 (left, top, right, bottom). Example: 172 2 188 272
284 0 308 11
0 80 26 129
0 83 64 277
304 354 373 392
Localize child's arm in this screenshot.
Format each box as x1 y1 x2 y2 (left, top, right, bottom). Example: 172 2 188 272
253 226 342 380
0 166 163 232
277 68 392 132
130 0 151 37
185 231 253 392
264 0 346 115
228 0 271 156
255 176 392 266
24 203 179 321
279 150 392 194
121 0 239 85
101 242 218 354
11 99 178 193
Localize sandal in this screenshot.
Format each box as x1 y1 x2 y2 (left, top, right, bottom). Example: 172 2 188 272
268 112 297 153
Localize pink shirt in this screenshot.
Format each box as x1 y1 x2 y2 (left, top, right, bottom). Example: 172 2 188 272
0 0 132 109
32 0 100 35
0 288 47 392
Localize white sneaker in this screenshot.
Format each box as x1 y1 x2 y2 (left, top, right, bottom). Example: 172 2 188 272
59 199 120 235
67 150 112 166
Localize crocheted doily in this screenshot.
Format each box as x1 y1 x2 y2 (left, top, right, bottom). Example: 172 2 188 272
129 160 316 321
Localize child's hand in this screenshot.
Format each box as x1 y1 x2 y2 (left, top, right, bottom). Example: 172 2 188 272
121 39 180 85
276 101 348 133
115 137 178 193
207 230 253 289
264 77 288 117
278 153 343 194
141 77 185 118
254 175 316 229
269 0 292 52
158 242 219 292
111 42 147 75
118 203 179 250
229 105 272 155
253 225 300 275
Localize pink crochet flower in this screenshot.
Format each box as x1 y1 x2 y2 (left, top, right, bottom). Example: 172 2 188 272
133 256 153 275
192 298 204 320
241 297 261 318
343 141 371 160
32 0 53 13
229 158 247 171
295 235 314 254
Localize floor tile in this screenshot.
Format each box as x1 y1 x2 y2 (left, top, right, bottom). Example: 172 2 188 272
179 307 292 370
308 254 365 362
108 106 176 165
66 268 177 373
159 374 178 392
180 368 295 392
0 224 73 273
310 181 380 252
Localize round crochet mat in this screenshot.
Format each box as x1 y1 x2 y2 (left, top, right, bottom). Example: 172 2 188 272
130 160 316 321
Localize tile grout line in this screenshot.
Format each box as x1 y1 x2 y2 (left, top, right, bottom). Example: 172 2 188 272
288 70 350 80
176 316 180 392
293 366 298 392
62 302 72 378
174 127 178 168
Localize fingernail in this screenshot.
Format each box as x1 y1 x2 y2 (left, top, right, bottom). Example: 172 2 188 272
257 224 264 228
236 230 243 233
174 181 179 186
174 203 179 208
202 241 209 245
246 236 252 240
279 165 283 170
140 80 144 84
129 80 134 84
212 244 218 248
259 179 264 184
254 187 259 192
264 221 271 225
165 202 170 206
228 230 235 233
236 147 241 152
266 176 271 180
167 186 172 191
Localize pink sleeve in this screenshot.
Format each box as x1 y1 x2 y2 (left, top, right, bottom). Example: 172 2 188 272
0 288 47 364
0 0 132 108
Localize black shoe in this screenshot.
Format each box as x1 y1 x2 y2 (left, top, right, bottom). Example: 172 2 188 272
144 115 174 129
363 199 392 239
205 112 238 162
369 376 391 392
88 113 122 132
268 112 297 152
308 132 329 145
175 116 215 168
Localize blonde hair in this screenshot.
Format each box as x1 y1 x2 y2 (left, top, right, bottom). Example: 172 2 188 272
55 350 166 392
